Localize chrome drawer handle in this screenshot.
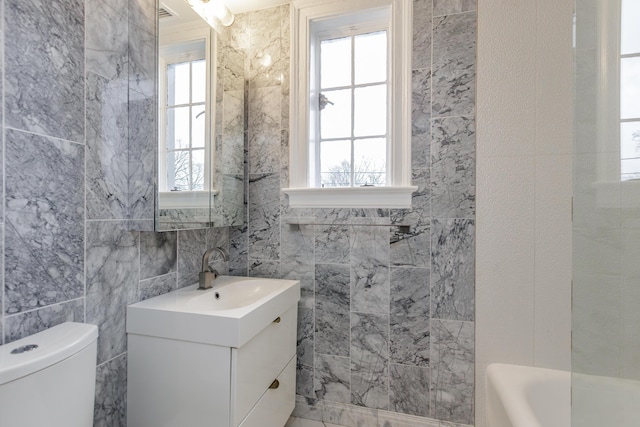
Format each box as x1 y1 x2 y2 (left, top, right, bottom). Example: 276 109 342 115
269 379 280 389
273 317 281 324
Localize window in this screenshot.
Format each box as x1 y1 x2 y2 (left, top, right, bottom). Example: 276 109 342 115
620 0 640 181
164 53 207 191
286 0 415 208
158 25 216 209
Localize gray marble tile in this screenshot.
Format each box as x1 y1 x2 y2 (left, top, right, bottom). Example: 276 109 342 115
293 395 324 421
249 7 286 88
249 86 281 174
229 224 249 276
315 263 351 357
176 228 208 288
430 219 475 321
413 0 432 70
128 23 155 98
315 354 351 404
140 231 177 280
431 13 476 118
249 259 281 278
298 306 315 398
431 117 475 219
351 226 390 314
390 268 430 366
322 401 378 427
5 0 84 142
86 221 139 364
351 313 389 410
390 207 430 269
94 353 127 427
316 224 350 264
86 73 129 220
215 174 245 226
412 69 431 170
4 298 84 344
86 0 128 80
431 320 474 425
220 44 245 92
127 95 156 221
129 0 155 33
282 223 315 308
139 273 177 301
389 364 431 417
378 411 440 427
5 130 84 315
249 173 281 260
433 0 476 16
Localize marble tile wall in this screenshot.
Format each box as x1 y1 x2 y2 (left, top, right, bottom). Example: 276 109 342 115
229 2 476 425
0 1 230 427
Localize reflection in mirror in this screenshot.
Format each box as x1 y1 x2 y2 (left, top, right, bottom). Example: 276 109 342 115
156 0 244 231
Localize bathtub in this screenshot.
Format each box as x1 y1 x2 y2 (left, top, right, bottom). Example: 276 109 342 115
486 363 640 427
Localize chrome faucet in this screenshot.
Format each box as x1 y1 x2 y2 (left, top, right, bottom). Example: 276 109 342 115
198 247 230 290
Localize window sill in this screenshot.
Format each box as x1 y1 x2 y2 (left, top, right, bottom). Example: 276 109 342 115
158 189 219 209
282 186 417 209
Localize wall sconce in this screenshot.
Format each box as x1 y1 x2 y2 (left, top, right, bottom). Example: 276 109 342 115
185 0 235 27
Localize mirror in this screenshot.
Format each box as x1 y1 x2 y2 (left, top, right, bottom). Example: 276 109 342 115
156 0 244 231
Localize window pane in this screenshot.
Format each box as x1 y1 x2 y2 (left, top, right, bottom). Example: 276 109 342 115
192 59 207 103
320 89 352 139
621 0 640 55
192 149 205 190
354 85 387 137
320 140 352 187
167 62 190 106
321 37 352 89
168 150 190 191
192 105 206 148
355 31 387 85
166 106 190 149
353 138 386 186
621 57 640 119
621 121 640 181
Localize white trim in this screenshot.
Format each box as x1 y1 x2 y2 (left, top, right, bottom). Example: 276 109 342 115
289 0 412 208
283 186 417 208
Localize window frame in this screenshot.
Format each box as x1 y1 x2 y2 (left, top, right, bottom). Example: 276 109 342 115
285 0 416 209
158 25 216 209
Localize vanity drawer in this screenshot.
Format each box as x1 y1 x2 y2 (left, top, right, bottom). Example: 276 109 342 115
231 306 297 426
238 355 296 427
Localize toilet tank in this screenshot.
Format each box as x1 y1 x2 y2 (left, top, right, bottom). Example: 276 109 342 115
0 322 98 427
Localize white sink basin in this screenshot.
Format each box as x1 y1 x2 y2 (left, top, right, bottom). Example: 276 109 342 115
127 276 300 348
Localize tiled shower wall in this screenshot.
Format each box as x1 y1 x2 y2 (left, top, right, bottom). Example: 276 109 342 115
0 1 230 426
228 2 477 426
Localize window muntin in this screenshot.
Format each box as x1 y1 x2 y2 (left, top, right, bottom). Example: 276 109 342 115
314 29 389 188
620 0 640 181
163 51 208 191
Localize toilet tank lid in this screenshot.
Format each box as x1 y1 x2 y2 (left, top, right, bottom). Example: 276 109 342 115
0 322 98 385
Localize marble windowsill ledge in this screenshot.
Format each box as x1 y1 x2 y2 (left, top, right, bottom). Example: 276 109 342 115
282 186 418 209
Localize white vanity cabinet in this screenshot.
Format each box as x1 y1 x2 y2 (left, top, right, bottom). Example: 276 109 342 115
127 279 299 427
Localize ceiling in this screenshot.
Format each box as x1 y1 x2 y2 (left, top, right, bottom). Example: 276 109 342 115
225 0 290 14
161 0 290 19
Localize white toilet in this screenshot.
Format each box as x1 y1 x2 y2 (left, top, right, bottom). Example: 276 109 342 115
0 322 99 427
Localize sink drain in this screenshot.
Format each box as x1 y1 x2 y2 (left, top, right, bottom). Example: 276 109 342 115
215 292 220 299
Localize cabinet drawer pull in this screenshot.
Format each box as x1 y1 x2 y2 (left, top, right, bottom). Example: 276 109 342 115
269 379 280 389
273 317 281 324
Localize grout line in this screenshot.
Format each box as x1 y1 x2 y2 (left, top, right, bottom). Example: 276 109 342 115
4 296 86 319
